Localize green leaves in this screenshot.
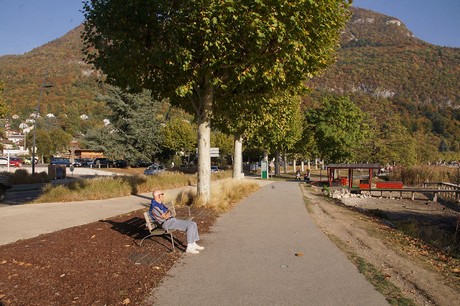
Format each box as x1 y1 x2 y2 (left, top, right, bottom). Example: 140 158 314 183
83 86 164 162
305 95 368 163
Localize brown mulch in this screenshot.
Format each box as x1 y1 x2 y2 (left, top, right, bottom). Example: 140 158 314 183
0 206 218 305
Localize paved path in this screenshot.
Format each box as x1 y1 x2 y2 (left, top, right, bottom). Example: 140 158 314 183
148 181 389 305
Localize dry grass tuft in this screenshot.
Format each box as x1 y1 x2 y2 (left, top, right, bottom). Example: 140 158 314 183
32 170 233 203
173 179 260 212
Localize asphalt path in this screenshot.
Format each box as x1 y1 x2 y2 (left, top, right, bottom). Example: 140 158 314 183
148 181 389 305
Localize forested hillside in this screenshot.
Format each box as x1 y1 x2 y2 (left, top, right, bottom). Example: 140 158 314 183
0 25 105 135
308 7 460 158
0 7 459 160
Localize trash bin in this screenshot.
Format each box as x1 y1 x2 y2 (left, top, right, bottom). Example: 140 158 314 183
48 164 67 180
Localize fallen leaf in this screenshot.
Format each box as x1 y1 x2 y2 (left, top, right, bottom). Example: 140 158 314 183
295 252 304 257
1 260 7 264
122 298 130 305
91 235 96 239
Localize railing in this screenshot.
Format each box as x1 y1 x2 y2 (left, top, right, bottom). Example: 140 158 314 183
422 182 460 202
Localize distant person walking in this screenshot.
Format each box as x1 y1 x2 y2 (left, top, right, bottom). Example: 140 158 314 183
149 190 204 254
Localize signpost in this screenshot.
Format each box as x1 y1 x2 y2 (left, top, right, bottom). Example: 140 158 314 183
210 147 220 158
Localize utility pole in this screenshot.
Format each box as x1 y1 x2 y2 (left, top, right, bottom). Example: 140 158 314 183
32 75 52 175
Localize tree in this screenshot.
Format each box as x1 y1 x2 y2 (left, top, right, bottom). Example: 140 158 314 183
35 130 53 163
50 129 73 155
0 81 8 118
305 95 368 163
238 92 303 176
83 86 164 162
211 130 233 166
82 0 351 202
162 116 197 165
374 116 417 166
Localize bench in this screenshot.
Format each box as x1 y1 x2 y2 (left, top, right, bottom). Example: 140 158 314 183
376 181 403 189
139 201 194 250
140 212 177 250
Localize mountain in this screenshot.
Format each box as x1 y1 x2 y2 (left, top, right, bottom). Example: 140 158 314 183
311 7 459 107
0 25 105 135
308 7 460 155
0 7 459 156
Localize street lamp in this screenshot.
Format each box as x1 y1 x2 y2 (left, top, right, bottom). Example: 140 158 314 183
31 75 52 175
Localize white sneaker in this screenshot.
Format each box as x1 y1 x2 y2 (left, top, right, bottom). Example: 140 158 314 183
193 242 204 250
186 246 199 254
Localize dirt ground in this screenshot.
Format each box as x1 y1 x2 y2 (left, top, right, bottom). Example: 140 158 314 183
1 183 460 305
0 206 218 305
302 185 460 306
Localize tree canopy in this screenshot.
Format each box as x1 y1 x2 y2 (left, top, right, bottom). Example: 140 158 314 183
82 0 351 202
83 86 164 162
0 82 8 118
304 95 368 163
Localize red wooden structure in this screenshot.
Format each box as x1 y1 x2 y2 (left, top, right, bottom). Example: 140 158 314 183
326 163 382 190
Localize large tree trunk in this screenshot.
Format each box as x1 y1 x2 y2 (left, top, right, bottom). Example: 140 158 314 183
196 78 213 204
233 134 243 180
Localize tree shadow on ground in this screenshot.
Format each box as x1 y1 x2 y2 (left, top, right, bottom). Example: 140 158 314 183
355 206 459 254
100 217 186 251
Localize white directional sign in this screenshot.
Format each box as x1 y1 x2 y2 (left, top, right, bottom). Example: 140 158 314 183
196 147 220 157
210 147 220 157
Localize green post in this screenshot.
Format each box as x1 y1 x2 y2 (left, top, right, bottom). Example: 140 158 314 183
261 161 268 179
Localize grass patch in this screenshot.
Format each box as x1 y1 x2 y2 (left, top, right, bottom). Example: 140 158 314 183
325 233 416 306
32 170 233 203
353 256 416 306
302 194 314 214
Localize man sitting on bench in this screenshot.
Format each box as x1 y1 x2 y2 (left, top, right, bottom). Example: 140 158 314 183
149 190 204 254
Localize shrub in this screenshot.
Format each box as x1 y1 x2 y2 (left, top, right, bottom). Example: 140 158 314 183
2 170 49 185
390 165 458 185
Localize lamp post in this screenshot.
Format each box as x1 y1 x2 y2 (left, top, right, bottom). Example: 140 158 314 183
32 75 52 175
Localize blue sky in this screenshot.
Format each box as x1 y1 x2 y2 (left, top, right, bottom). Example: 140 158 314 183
353 0 460 48
0 0 459 56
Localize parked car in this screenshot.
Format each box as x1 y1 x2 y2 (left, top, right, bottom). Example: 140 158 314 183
73 158 92 167
50 157 71 167
0 157 8 166
114 160 129 168
211 165 219 173
9 157 23 167
92 158 112 168
143 164 165 175
23 157 38 165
